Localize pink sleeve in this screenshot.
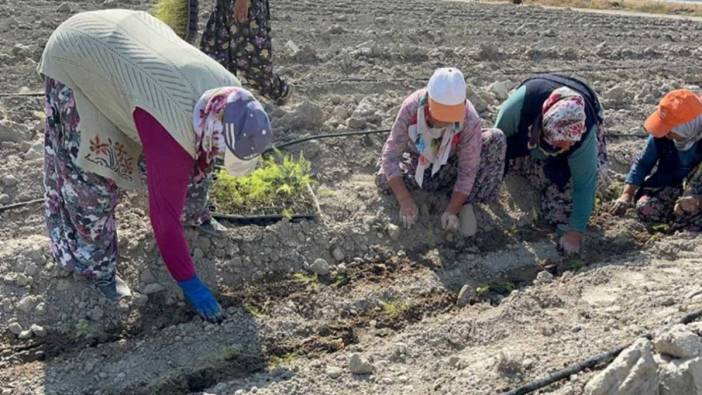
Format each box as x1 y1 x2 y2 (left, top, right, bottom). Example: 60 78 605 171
133 108 196 282
453 102 482 196
380 91 420 181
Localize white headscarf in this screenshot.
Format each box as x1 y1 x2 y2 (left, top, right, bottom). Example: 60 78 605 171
672 114 702 152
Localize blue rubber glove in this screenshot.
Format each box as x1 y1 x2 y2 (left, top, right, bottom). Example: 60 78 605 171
178 276 224 323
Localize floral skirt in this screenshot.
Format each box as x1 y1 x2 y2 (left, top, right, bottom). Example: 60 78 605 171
43 77 213 282
376 128 507 204
200 0 288 101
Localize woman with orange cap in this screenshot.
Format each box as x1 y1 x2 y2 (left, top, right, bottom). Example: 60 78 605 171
610 89 702 224
495 74 607 255
376 67 507 236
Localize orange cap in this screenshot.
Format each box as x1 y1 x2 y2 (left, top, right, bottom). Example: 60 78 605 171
428 97 465 123
644 89 702 138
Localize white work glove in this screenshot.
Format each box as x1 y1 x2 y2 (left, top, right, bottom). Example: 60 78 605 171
440 211 460 232
398 196 418 229
558 231 582 256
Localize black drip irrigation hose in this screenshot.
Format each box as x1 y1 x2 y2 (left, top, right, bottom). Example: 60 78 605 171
0 125 648 215
501 307 702 395
268 127 642 154
0 198 44 213
211 212 317 226
0 92 43 98
266 128 391 153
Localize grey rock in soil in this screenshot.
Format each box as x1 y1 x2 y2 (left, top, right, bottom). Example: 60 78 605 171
386 224 401 241
8 322 22 335
349 353 375 375
659 356 702 395
654 324 702 359
30 324 46 337
325 366 343 378
17 296 36 313
534 270 554 285
332 247 345 262
310 258 330 276
456 284 475 307
18 330 33 340
584 338 659 395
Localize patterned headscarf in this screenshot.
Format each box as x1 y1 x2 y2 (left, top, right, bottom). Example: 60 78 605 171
541 87 586 146
192 87 242 182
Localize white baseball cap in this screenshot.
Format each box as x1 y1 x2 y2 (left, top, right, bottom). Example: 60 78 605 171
427 67 467 123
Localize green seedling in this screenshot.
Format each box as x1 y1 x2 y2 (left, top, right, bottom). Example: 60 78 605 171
72 319 97 340
476 282 516 297
151 0 190 38
244 304 264 318
292 272 319 286
268 352 299 369
476 284 491 296
221 345 243 361
211 151 315 216
565 259 585 271
651 223 670 233
333 272 350 288
378 299 410 319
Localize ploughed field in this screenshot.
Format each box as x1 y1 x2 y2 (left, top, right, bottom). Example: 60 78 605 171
0 0 701 393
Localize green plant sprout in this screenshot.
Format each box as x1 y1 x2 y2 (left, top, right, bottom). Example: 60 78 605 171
378 299 410 319
292 272 319 287
210 151 315 216
244 304 264 318
651 223 670 233
268 352 299 369
476 282 516 297
220 345 243 361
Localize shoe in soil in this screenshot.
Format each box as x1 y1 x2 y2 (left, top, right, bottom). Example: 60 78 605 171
459 204 477 237
275 84 292 106
94 275 132 302
197 218 227 238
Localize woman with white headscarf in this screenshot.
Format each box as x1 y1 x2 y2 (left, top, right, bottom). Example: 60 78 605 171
376 68 507 237
495 74 608 256
611 89 702 225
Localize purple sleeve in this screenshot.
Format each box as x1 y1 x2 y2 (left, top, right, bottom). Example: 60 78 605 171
453 102 483 195
133 108 197 282
380 91 420 181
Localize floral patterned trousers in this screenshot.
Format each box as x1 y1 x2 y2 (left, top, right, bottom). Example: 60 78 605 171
376 128 507 204
43 77 212 282
508 124 609 227
636 164 702 228
200 0 288 101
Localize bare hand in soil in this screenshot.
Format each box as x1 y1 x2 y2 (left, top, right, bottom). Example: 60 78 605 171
398 196 418 229
440 211 459 232
608 195 634 215
559 231 582 256
233 0 250 23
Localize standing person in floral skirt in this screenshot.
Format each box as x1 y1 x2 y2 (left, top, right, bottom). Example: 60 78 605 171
201 0 291 104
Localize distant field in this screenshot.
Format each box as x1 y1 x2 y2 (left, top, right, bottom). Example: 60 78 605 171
519 0 702 16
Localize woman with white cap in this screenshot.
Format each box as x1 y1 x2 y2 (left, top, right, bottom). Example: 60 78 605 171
610 89 702 225
377 67 507 236
495 74 607 255
38 9 272 322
